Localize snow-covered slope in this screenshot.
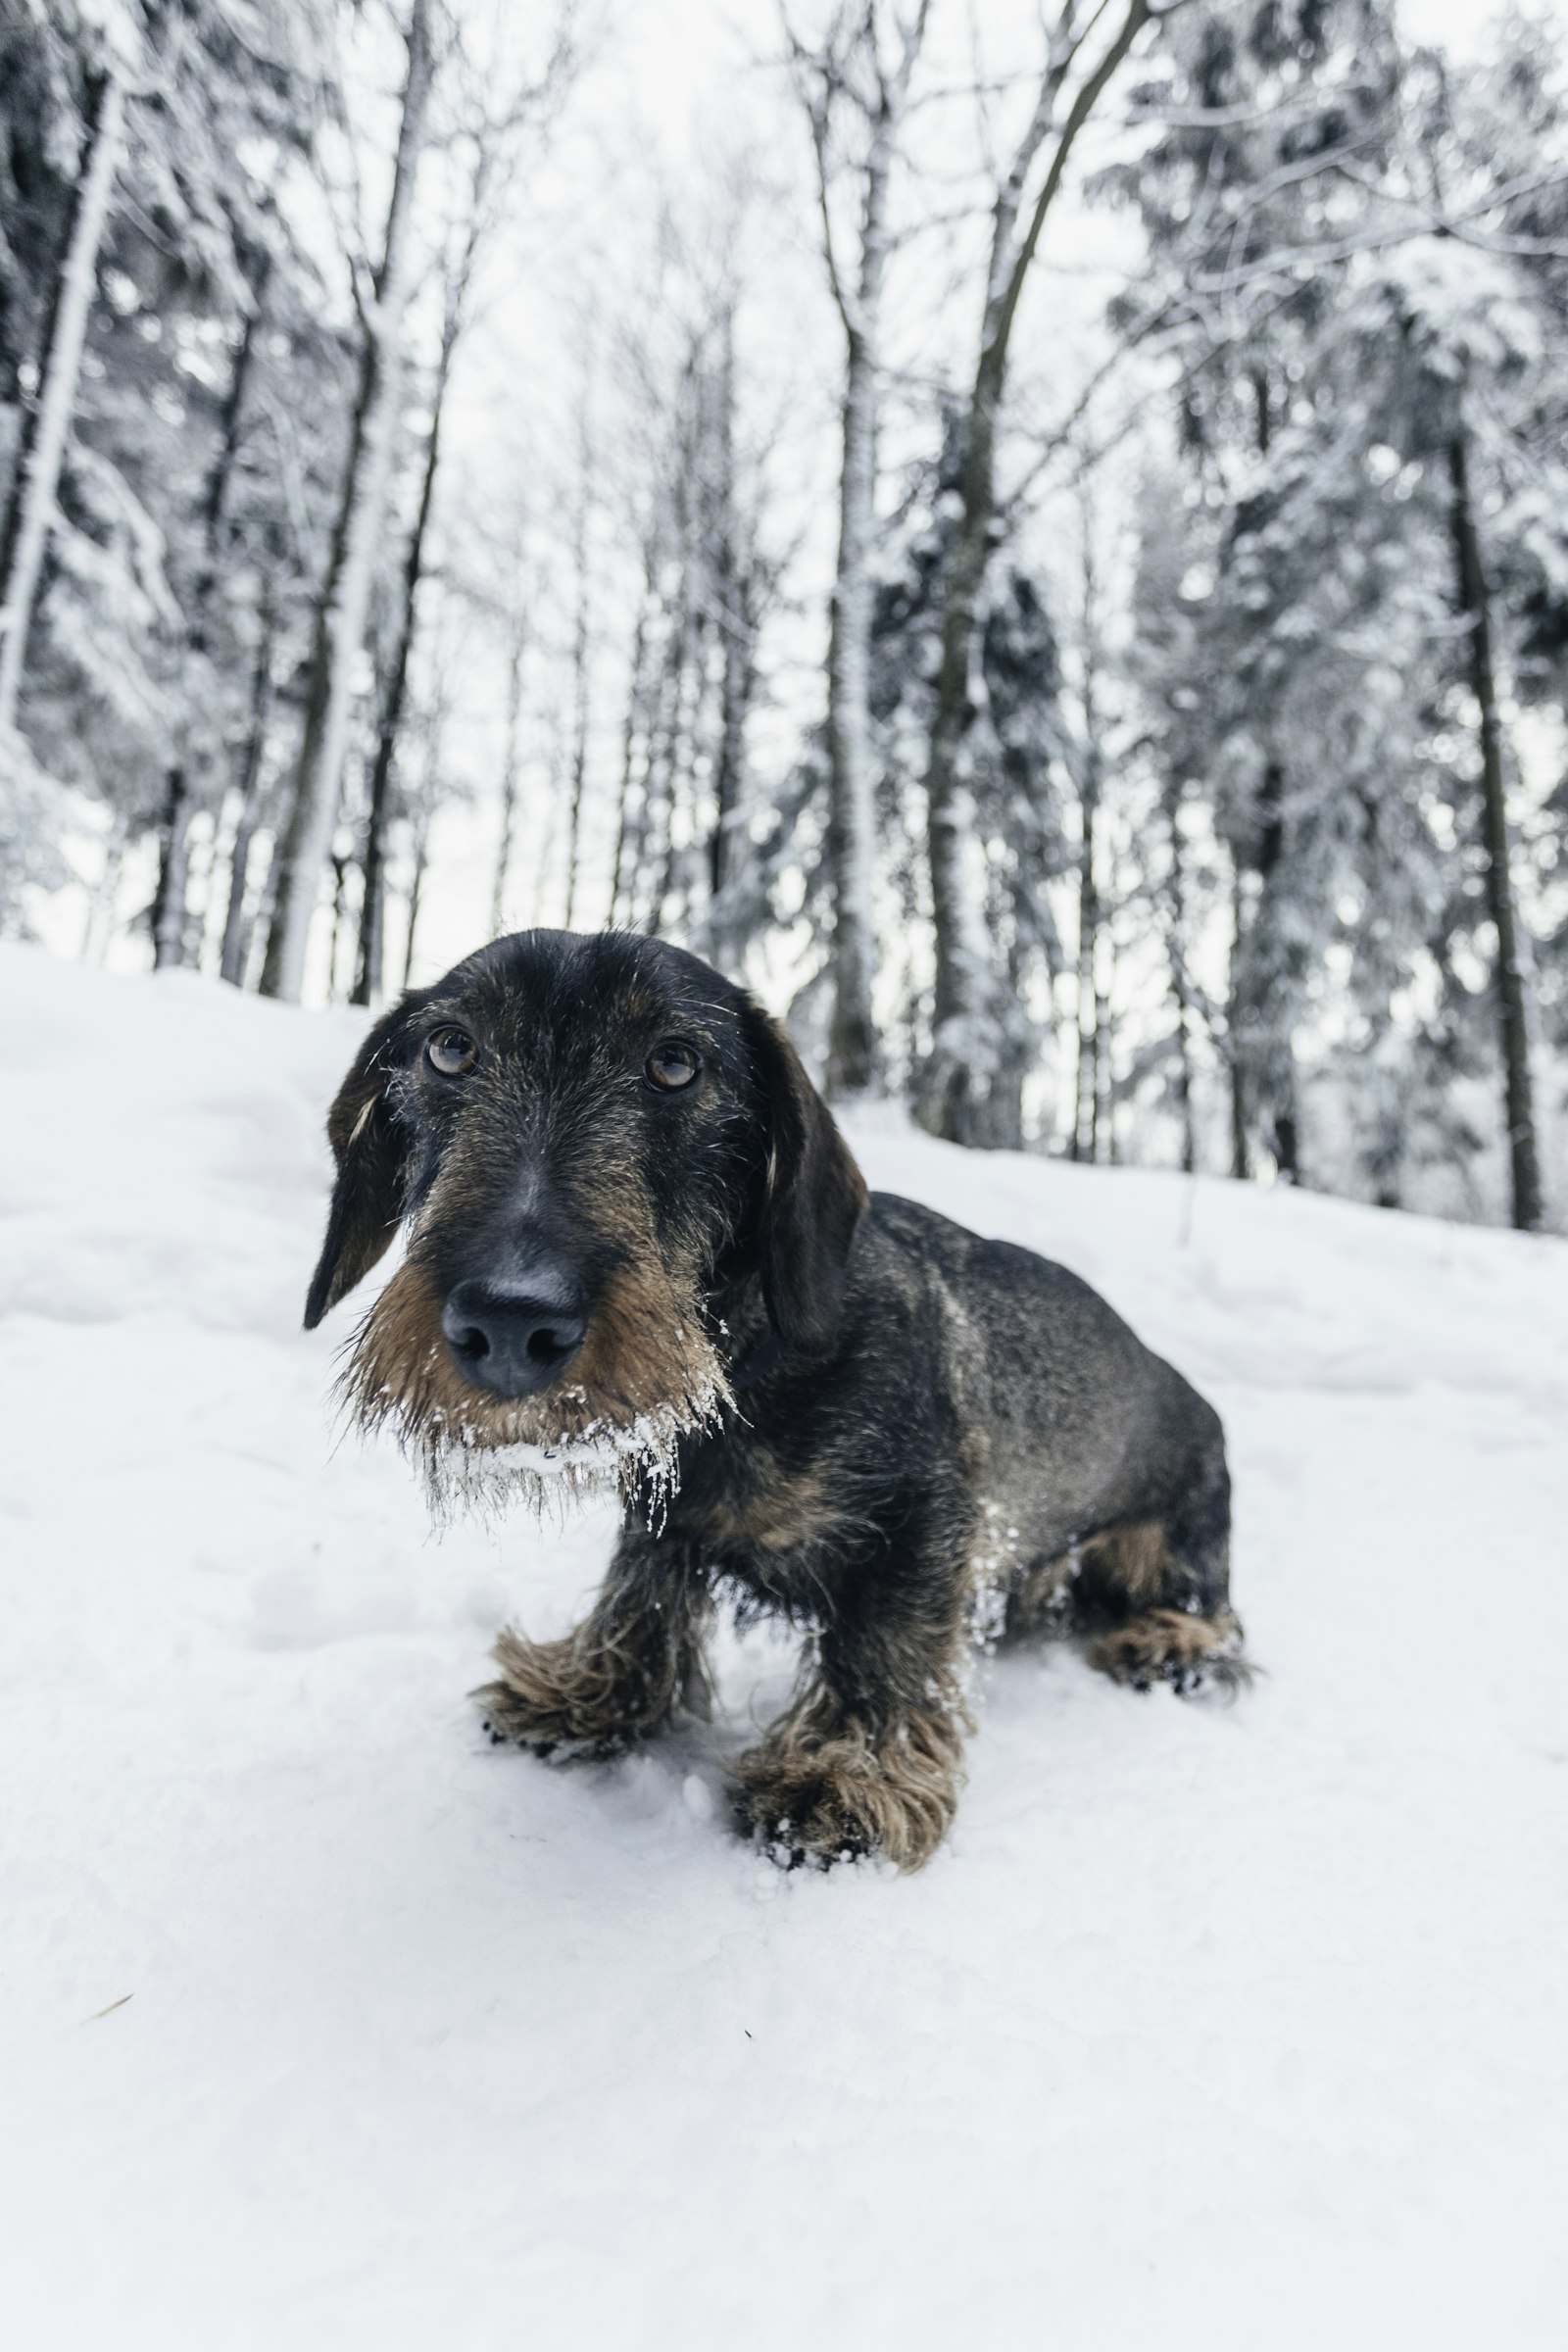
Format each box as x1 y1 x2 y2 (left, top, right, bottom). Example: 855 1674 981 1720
2 942 1565 2352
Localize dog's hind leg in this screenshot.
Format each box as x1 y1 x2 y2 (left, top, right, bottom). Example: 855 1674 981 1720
473 1533 711 1758
1075 1441 1249 1696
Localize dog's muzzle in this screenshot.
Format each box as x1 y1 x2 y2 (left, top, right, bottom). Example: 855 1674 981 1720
440 1271 588 1398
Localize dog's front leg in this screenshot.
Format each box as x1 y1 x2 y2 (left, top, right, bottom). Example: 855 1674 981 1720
473 1534 710 1759
732 1551 971 1872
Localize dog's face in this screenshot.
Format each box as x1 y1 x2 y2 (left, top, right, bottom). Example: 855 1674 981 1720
306 931 866 1510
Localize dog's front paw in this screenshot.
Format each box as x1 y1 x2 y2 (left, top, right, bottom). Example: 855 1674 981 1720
731 1714 961 1873
730 1760 875 1870
472 1676 630 1761
470 1626 644 1761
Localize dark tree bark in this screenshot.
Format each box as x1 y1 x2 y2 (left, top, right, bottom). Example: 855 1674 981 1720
351 363 446 1007
219 599 278 987
918 0 1152 1142
1448 427 1544 1232
150 767 193 970
1227 856 1250 1182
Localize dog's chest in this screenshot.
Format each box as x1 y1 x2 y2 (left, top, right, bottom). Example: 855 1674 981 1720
677 1444 839 1564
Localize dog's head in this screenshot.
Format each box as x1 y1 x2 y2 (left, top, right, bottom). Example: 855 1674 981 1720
306 930 867 1512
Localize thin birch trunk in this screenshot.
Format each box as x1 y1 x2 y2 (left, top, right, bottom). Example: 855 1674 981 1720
1072 788 1099 1161
919 0 1151 1142
1097 873 1115 1163
351 286 455 1007
1228 855 1250 1181
563 416 593 931
260 0 435 1003
707 316 755 962
608 583 652 930
796 1 930 1095
80 808 129 962
1251 756 1298 1182
654 609 704 934
491 629 527 938
709 579 754 922
1448 426 1544 1232
1071 512 1102 1162
401 805 431 993
0 63 125 732
1162 775 1197 1177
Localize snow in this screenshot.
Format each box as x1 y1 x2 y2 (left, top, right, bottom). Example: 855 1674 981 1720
2 941 1566 2352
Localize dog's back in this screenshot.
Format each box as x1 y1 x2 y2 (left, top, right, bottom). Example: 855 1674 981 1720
855 1193 1236 1650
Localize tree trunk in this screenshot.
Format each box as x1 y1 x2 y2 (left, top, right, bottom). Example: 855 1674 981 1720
1448 427 1544 1232
709 578 754 935
707 308 753 966
1162 776 1197 1176
1071 781 1099 1161
1227 856 1249 1181
918 0 1152 1142
219 604 277 987
401 807 430 993
0 63 125 732
799 6 931 1094
150 768 193 970
80 808 129 963
1250 757 1299 1183
825 313 882 1094
259 0 435 1003
563 426 593 932
608 584 652 930
153 286 268 974
352 312 452 1007
492 629 527 939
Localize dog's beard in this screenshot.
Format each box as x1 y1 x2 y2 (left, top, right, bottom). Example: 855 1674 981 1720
338 1258 731 1529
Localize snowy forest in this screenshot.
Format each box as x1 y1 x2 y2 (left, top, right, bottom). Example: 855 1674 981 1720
3 0 1567 1232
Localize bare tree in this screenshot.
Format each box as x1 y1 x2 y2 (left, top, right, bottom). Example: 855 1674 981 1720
260 0 438 1002
916 0 1162 1142
352 192 475 1005
786 0 930 1096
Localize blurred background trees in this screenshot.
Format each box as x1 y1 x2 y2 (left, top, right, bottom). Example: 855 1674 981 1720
1 0 1565 1232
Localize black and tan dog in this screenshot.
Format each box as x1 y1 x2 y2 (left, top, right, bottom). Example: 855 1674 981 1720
307 928 1246 1870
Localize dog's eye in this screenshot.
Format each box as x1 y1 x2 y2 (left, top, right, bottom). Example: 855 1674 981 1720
645 1040 702 1092
426 1026 478 1077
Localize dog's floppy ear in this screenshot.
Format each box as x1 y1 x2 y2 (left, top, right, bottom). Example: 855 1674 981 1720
304 1001 416 1331
742 1002 868 1356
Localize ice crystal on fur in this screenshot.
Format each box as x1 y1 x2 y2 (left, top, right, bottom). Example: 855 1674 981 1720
414 1376 730 1531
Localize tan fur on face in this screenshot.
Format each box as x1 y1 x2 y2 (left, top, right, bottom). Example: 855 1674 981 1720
731 1674 970 1872
341 1251 729 1520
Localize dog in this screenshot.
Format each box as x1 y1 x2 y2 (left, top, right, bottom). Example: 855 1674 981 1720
306 928 1246 1870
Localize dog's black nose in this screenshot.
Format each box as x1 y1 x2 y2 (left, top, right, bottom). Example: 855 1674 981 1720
440 1274 588 1397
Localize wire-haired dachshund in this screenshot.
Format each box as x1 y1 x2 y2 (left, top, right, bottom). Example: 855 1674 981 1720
307 928 1246 1869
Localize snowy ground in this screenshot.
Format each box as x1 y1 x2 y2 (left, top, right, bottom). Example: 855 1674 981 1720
2 941 1565 2352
